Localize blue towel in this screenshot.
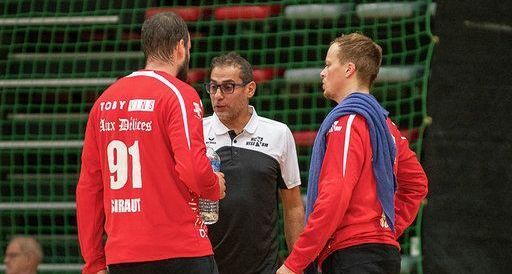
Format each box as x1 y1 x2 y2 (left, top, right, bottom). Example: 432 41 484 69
305 92 397 230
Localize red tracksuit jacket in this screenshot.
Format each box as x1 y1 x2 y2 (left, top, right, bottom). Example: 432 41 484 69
285 114 428 273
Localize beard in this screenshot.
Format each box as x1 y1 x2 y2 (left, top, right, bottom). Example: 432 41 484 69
176 51 189 82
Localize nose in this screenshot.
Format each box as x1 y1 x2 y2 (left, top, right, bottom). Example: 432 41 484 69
212 87 224 99
320 68 326 78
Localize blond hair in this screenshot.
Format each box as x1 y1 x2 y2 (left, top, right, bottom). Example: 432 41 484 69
332 33 382 88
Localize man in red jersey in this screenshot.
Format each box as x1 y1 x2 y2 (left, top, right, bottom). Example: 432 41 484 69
76 12 226 274
277 33 428 274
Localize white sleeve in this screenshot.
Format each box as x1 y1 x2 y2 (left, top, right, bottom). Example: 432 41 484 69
280 125 302 189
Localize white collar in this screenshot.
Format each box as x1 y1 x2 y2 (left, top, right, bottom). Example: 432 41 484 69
211 106 258 136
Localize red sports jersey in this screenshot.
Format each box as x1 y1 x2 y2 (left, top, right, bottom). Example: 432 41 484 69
284 114 428 273
76 70 220 273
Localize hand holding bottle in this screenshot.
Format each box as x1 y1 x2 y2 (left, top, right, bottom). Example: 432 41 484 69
215 171 226 199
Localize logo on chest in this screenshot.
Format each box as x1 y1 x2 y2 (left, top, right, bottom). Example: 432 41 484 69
206 137 216 145
328 121 343 133
246 136 268 147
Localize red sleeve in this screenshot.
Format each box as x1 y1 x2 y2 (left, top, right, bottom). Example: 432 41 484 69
164 86 220 200
393 129 428 237
76 109 107 273
285 115 365 273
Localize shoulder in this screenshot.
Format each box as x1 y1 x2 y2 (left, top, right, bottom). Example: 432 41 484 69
385 118 411 150
170 78 197 94
386 118 401 136
329 114 366 132
155 77 202 115
256 116 291 135
325 114 370 144
255 116 296 144
130 71 198 101
163 79 198 100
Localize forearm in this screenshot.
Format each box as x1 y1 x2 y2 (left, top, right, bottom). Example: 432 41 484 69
284 180 351 272
76 179 106 273
77 121 107 273
284 205 305 250
395 143 428 237
394 191 427 237
280 187 305 250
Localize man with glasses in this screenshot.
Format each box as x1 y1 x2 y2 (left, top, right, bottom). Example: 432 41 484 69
202 52 305 274
4 236 43 274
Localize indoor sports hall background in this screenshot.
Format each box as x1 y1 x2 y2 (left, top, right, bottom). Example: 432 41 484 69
1 0 510 273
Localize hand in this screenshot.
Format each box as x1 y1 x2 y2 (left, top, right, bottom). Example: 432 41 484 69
96 270 107 274
277 264 297 274
215 171 226 199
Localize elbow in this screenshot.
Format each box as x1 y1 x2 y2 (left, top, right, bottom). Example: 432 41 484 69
421 176 429 198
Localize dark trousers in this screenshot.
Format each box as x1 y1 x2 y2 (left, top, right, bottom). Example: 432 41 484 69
108 255 219 274
322 244 401 274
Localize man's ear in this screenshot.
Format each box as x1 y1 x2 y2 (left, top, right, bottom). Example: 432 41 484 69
246 81 256 98
175 39 185 61
345 62 356 78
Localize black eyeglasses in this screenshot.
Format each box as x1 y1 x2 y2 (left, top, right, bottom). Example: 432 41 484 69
205 82 247 94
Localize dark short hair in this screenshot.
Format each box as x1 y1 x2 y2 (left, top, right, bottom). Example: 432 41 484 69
210 52 253 84
332 33 382 88
141 12 189 64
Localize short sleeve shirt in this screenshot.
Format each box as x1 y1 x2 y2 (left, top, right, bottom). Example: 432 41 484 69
203 107 301 274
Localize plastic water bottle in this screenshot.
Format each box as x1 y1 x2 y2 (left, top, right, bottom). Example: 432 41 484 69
199 147 220 225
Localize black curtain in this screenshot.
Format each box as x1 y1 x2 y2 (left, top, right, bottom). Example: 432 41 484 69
422 1 512 273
